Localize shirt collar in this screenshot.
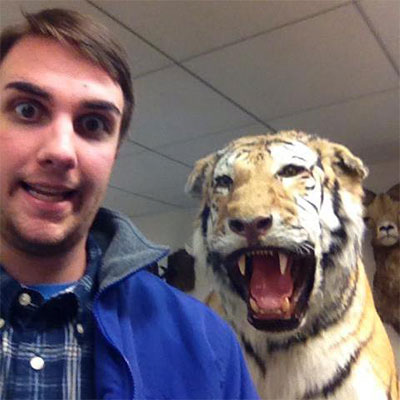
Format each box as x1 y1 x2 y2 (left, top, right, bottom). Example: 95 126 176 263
0 234 102 324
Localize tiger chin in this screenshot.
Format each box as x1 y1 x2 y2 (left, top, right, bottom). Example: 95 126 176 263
186 131 398 400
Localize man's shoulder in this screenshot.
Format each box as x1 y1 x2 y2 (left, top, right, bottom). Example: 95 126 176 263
115 269 235 340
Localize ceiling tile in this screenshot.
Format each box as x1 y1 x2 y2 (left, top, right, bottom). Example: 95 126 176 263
103 186 177 217
110 147 191 203
358 0 399 70
159 123 269 166
270 88 399 164
1 0 172 77
117 140 144 159
185 4 398 121
94 0 348 61
130 65 255 148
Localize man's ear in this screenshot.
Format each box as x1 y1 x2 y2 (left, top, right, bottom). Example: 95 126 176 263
386 183 400 201
185 153 217 198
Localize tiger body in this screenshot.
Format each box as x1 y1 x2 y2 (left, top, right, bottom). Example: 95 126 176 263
187 131 398 399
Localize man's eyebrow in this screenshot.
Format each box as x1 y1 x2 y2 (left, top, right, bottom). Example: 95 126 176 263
4 81 121 115
4 81 51 100
82 100 121 116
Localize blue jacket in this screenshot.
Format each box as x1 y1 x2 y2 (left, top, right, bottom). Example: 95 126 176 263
90 208 259 399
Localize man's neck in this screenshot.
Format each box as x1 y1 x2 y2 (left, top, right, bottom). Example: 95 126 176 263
0 239 87 285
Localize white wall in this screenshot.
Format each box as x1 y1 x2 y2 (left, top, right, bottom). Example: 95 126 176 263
132 208 197 253
364 158 399 193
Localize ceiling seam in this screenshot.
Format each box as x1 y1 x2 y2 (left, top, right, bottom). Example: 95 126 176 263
266 86 399 123
353 0 399 77
125 139 193 168
86 0 277 133
108 184 183 208
176 1 353 65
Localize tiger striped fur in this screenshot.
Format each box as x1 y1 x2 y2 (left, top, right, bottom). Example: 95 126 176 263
186 131 398 399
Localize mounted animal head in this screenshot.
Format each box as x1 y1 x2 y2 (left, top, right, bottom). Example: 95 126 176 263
186 131 367 336
364 184 400 247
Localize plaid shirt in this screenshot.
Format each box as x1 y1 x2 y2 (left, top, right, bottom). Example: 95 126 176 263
0 235 101 400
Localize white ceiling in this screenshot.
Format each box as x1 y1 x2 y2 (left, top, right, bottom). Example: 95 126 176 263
1 0 399 217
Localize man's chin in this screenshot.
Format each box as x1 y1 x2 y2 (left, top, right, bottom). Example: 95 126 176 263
1 219 86 257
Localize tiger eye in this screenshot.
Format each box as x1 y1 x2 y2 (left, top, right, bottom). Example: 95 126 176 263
214 175 233 189
278 165 307 178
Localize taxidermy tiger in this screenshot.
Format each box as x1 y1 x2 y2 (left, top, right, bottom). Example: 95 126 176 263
186 130 398 399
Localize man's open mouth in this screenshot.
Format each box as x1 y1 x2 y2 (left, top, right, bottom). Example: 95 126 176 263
21 182 77 203
226 247 315 332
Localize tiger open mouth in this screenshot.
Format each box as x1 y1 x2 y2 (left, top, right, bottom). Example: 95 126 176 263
226 248 315 332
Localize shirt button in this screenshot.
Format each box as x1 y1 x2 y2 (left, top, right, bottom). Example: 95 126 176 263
19 292 31 306
0 318 5 329
30 356 45 371
76 323 84 335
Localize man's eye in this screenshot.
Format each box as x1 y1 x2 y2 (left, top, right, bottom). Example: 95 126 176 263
77 115 110 136
15 102 41 121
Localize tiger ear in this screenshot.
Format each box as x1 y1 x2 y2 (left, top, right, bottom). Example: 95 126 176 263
386 183 400 202
185 152 217 197
316 140 368 182
331 144 368 181
363 188 376 207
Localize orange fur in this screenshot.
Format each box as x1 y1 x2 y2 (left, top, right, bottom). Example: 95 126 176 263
188 131 399 398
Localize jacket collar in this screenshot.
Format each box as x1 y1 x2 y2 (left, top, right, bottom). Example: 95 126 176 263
90 208 169 291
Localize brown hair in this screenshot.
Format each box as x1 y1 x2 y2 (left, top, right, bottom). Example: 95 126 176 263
0 8 134 143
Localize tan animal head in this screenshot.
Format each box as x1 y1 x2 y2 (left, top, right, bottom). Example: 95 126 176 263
364 184 400 247
186 131 367 335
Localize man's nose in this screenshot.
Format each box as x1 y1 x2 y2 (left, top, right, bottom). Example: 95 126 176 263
37 118 78 171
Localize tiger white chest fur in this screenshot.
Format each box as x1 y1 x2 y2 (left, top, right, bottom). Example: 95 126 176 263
187 131 398 400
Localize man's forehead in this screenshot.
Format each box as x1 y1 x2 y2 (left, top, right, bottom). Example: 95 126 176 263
0 35 124 111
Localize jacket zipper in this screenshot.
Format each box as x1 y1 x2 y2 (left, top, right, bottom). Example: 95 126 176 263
93 250 169 400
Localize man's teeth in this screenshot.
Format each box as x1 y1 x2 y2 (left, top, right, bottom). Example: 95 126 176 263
238 255 246 276
278 252 288 275
25 184 72 202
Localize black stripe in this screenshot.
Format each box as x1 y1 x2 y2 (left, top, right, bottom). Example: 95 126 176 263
268 139 295 146
321 226 348 270
240 334 266 376
206 251 247 301
201 205 210 237
316 156 324 172
332 179 341 215
320 183 324 209
302 323 373 399
304 198 319 213
292 156 307 162
321 181 349 270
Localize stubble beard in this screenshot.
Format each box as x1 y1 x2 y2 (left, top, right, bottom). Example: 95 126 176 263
0 208 89 257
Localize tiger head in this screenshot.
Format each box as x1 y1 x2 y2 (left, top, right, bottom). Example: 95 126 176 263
364 184 400 248
186 131 367 337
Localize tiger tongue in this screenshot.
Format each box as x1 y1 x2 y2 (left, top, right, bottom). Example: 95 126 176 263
249 254 293 310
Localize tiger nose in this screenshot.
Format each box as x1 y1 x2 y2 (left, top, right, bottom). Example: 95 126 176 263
228 216 273 238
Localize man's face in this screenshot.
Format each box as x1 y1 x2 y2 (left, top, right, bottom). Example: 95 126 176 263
0 36 124 255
